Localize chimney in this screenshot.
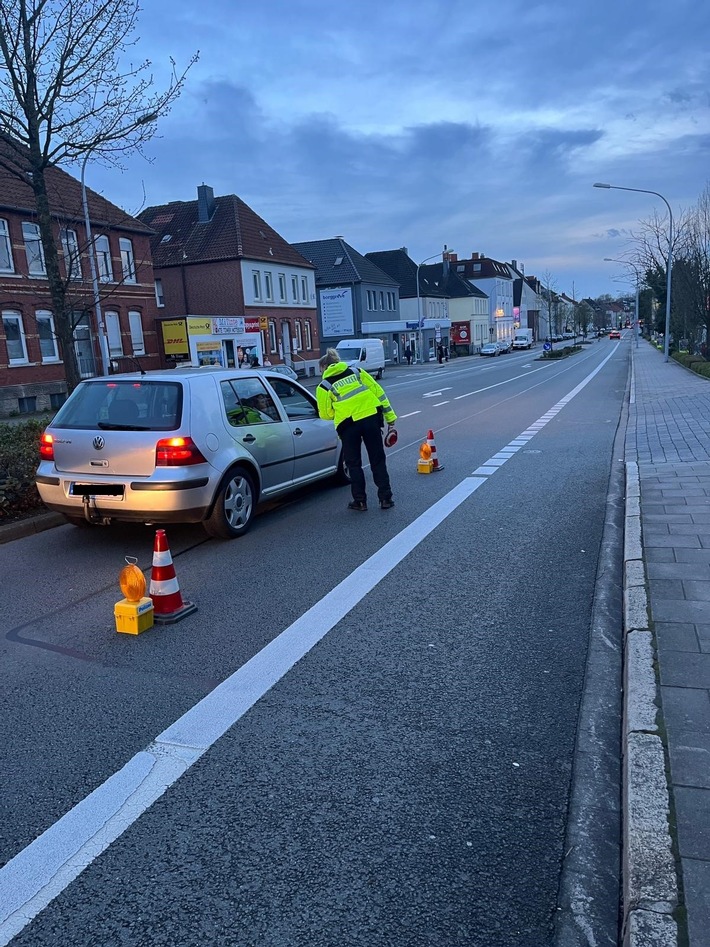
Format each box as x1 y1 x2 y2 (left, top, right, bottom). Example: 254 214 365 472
449 252 458 262
511 260 517 271
471 252 479 261
197 184 216 223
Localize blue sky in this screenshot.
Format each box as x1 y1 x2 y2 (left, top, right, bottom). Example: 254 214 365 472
85 0 710 299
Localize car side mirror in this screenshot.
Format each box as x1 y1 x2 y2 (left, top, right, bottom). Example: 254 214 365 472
360 352 366 361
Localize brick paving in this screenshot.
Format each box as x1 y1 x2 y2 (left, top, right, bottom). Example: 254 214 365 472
625 342 710 946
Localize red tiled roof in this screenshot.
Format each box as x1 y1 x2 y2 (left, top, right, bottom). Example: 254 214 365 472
0 137 153 235
140 194 313 269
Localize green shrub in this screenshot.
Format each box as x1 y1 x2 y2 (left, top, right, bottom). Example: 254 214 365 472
0 418 50 519
690 361 710 379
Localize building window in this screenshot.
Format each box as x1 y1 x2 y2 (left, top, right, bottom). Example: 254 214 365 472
366 290 375 311
105 311 123 357
304 319 313 350
387 291 396 311
264 271 273 301
154 278 165 307
2 311 29 364
295 320 303 351
291 275 298 303
0 219 15 273
60 228 81 280
379 291 385 310
119 238 136 283
128 310 145 355
37 310 59 362
278 274 286 302
252 270 262 301
268 319 277 353
95 235 113 282
22 222 46 275
300 276 308 303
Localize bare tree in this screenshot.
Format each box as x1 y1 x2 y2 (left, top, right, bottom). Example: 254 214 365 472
675 185 710 350
0 0 197 390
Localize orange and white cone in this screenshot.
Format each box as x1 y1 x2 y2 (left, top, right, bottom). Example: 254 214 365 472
149 529 197 623
426 429 444 471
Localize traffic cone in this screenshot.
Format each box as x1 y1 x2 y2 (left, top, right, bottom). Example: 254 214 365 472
149 529 197 623
426 429 444 471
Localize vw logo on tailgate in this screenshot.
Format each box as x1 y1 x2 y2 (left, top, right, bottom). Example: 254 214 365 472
93 436 105 450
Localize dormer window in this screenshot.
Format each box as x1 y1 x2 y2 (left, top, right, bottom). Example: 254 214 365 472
334 256 343 265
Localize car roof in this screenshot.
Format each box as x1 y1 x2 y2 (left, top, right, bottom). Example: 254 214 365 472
86 367 294 383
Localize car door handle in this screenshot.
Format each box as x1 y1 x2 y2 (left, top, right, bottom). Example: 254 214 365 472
293 427 303 436
242 434 256 443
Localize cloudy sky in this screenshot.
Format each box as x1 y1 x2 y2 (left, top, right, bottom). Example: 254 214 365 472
86 0 710 299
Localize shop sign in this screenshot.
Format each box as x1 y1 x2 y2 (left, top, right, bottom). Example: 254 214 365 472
451 321 471 344
214 317 245 334
161 319 189 355
187 317 213 334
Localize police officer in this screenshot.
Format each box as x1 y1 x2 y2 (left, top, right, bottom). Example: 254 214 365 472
317 348 396 512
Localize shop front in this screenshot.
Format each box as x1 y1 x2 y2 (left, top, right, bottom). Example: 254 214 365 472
160 316 268 368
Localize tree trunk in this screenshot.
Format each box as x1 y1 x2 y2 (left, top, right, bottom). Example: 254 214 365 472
30 168 82 392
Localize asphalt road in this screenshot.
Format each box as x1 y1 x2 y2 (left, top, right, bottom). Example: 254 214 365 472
1 342 629 946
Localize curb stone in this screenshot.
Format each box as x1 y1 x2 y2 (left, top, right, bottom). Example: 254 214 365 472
623 461 678 946
0 511 64 545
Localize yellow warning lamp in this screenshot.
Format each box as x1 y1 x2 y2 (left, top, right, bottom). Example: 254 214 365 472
418 441 434 474
115 556 154 635
119 557 146 602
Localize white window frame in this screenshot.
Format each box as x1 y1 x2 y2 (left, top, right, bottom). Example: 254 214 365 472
291 275 298 303
119 237 136 283
154 278 165 307
300 276 308 303
252 270 262 301
268 319 277 353
60 228 81 280
22 222 46 276
278 274 286 303
2 311 29 364
104 311 123 357
36 310 60 362
304 319 313 350
0 219 15 273
128 310 145 355
264 271 273 301
95 235 113 282
295 320 303 351
379 291 385 310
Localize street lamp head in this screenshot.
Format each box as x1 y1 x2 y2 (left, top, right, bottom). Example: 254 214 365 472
137 112 159 125
593 182 611 189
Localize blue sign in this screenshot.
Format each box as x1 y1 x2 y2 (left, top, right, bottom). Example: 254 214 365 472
406 322 419 330
543 342 552 351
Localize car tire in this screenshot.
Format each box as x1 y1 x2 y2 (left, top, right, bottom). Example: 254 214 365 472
203 466 256 539
376 368 383 379
335 449 352 485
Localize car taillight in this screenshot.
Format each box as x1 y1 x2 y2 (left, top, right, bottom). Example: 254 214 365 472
155 436 207 466
40 433 54 461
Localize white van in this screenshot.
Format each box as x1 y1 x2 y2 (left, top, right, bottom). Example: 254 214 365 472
335 338 386 379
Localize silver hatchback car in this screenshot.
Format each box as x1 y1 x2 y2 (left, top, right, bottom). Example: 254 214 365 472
36 367 346 539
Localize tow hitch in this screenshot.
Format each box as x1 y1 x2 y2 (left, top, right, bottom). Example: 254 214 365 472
82 494 112 526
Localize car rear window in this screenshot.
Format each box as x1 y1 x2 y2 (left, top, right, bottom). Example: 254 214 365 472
51 380 182 431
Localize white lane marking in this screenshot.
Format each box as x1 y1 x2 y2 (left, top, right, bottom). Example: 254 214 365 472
0 477 487 946
398 411 421 419
0 344 621 945
423 387 452 398
433 401 449 407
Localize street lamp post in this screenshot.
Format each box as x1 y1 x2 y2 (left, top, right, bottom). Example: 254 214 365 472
80 154 111 375
604 257 642 349
416 247 446 364
594 182 674 362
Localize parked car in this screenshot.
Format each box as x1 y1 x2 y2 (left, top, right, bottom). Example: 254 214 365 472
480 342 500 356
36 367 347 539
262 363 298 381
609 330 621 339
497 339 512 354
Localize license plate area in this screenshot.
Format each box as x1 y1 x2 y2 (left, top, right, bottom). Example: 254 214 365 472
71 483 125 497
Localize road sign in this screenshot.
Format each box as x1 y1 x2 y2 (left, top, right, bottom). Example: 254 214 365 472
543 342 552 351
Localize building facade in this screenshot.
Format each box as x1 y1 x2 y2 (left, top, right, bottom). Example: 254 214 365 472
140 186 320 375
0 156 159 417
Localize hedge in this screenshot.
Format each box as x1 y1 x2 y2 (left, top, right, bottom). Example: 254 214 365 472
0 418 50 519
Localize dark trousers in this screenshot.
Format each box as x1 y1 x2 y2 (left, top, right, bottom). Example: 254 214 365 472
339 413 393 503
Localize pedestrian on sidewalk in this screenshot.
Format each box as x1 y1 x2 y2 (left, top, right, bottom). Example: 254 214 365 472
317 348 396 511
404 345 412 365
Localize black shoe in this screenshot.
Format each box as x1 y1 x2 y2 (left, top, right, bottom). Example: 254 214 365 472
379 498 395 510
348 500 367 512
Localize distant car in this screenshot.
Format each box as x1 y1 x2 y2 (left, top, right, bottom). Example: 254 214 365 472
480 342 500 356
262 363 298 381
36 367 347 539
497 339 512 354
609 330 621 339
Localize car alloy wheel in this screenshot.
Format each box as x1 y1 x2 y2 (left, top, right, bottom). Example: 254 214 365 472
204 466 256 539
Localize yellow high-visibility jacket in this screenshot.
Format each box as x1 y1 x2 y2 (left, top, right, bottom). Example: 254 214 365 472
317 362 397 432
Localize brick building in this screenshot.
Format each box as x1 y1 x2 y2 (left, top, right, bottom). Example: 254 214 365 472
140 185 320 375
0 152 160 417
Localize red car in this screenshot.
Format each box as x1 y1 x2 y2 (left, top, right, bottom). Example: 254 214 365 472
609 330 621 339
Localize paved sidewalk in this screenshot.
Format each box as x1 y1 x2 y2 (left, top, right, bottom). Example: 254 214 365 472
623 341 710 946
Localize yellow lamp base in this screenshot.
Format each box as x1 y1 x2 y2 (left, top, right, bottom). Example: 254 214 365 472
417 459 434 474
114 597 155 635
